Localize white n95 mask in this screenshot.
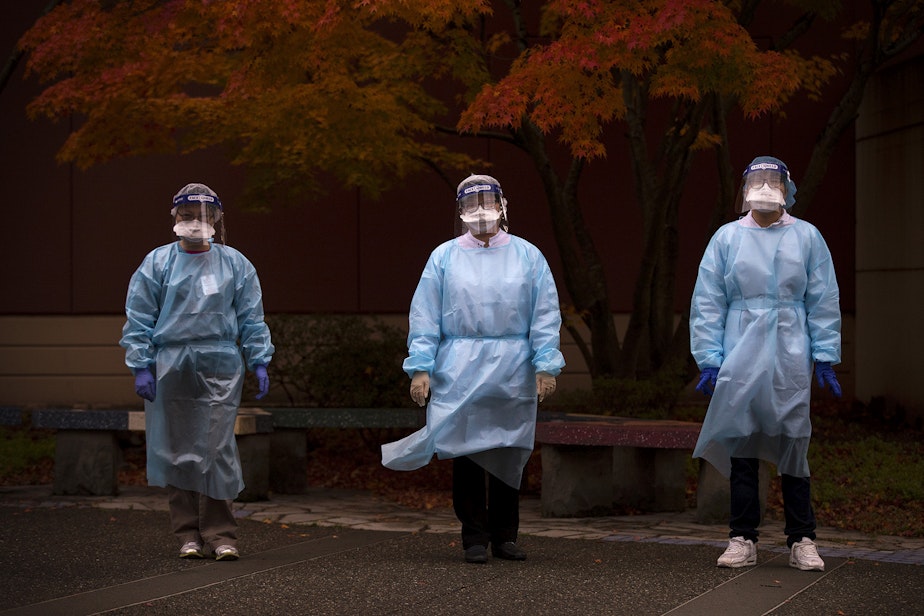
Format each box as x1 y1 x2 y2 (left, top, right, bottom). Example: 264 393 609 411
745 185 786 212
174 220 216 242
460 209 501 235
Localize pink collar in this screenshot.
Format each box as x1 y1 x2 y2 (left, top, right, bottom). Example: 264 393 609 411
457 229 511 248
738 209 796 228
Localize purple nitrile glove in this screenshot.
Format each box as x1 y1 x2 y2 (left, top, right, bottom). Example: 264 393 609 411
695 367 719 397
134 367 156 402
814 362 842 398
254 364 269 400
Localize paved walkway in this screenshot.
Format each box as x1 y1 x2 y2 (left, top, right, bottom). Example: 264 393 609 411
3 484 922 565
2 485 923 616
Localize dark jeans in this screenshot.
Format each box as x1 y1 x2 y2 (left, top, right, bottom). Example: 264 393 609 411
729 457 816 548
452 456 520 549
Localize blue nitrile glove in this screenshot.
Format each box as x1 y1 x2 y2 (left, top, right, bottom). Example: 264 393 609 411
695 367 719 397
254 364 269 400
814 362 842 398
134 367 156 402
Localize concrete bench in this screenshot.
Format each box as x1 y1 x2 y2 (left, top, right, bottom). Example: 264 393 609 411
268 407 425 494
268 408 735 518
535 413 702 517
31 407 273 502
266 408 751 522
0 406 23 426
535 412 769 522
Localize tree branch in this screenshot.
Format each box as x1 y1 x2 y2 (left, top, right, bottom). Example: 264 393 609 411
0 0 63 97
434 124 520 146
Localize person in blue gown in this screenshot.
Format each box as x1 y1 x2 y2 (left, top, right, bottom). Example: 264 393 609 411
382 174 565 563
120 183 273 561
690 157 842 572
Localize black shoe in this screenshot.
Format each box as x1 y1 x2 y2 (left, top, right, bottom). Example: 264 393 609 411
492 541 526 561
464 544 488 564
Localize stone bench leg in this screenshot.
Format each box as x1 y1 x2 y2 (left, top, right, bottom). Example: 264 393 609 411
540 444 614 517
695 459 770 524
269 430 309 494
611 447 688 512
53 431 120 496
236 433 270 502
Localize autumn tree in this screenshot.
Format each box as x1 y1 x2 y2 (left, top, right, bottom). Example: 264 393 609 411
16 0 923 405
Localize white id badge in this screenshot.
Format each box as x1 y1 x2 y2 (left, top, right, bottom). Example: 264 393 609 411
201 274 219 296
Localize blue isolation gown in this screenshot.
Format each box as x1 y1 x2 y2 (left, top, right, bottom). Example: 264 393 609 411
381 230 565 489
120 242 274 500
690 212 840 478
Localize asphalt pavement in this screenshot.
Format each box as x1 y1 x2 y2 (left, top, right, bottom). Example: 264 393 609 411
0 485 921 616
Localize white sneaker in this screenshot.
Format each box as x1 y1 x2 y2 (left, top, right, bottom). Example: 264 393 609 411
179 541 203 559
717 536 757 568
214 545 240 561
790 537 825 571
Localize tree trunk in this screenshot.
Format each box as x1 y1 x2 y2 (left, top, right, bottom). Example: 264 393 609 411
793 4 883 218
517 118 621 378
621 75 707 380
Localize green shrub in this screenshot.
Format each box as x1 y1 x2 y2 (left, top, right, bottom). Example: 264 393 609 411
0 427 55 477
543 365 692 420
256 314 411 407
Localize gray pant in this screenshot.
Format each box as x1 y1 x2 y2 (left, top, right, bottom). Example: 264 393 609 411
167 485 237 550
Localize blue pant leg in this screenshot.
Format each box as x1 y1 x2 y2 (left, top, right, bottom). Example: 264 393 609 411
782 473 816 547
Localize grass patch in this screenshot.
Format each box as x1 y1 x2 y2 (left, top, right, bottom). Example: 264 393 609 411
0 426 55 483
803 401 924 537
756 401 924 537
809 436 924 536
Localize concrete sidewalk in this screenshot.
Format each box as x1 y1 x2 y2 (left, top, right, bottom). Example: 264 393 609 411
1 485 922 615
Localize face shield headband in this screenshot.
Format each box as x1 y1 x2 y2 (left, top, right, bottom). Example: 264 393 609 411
171 193 223 220
457 184 503 213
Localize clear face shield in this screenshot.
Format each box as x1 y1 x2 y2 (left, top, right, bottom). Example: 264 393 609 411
172 195 222 244
456 182 507 236
736 163 790 213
